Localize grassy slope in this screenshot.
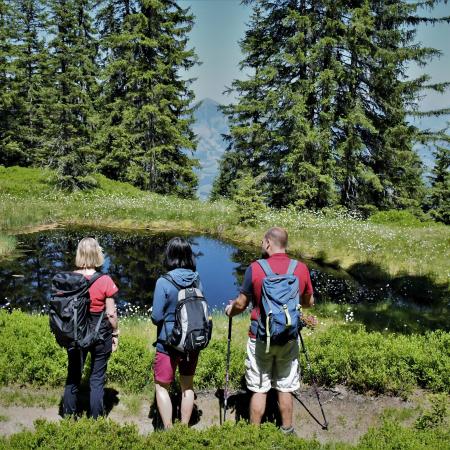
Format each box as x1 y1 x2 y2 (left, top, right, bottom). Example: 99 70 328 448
0 166 449 289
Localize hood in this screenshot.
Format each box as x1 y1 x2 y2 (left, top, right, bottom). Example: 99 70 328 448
167 268 199 287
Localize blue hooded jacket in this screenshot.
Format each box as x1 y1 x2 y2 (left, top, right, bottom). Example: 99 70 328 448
151 268 203 354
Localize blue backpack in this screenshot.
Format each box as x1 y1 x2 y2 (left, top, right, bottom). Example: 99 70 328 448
255 259 300 353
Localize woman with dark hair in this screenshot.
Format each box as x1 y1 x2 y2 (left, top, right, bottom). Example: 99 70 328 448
151 237 202 428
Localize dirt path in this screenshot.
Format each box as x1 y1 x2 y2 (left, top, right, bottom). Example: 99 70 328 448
0 385 420 445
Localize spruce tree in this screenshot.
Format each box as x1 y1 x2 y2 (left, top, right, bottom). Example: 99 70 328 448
217 0 450 212
96 0 199 197
8 0 49 166
425 133 450 224
232 171 267 225
217 1 343 208
39 0 99 189
0 0 19 165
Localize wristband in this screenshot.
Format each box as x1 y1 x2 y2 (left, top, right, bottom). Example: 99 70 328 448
112 330 120 337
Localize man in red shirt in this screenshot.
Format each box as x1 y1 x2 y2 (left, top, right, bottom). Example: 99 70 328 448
225 227 314 434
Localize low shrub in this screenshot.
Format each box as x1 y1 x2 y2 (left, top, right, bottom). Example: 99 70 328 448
0 417 449 449
305 325 450 396
415 394 448 430
368 209 431 227
0 311 151 392
106 334 153 392
357 418 450 449
1 312 449 396
0 311 66 386
195 340 246 390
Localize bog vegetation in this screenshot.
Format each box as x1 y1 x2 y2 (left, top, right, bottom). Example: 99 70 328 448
1 166 449 292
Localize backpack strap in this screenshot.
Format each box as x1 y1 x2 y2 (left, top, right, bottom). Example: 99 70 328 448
94 311 105 333
257 259 297 276
87 272 105 287
256 259 274 276
287 259 298 275
88 273 107 335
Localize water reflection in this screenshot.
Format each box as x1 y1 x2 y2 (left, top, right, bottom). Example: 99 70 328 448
0 228 251 314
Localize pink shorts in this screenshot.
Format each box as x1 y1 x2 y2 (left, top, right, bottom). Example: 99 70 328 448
153 351 199 384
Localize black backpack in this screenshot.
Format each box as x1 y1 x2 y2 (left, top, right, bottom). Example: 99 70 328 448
49 271 105 349
163 274 212 354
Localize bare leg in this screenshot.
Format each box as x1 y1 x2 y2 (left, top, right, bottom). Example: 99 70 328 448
155 381 173 429
278 391 293 428
179 375 195 425
250 392 267 424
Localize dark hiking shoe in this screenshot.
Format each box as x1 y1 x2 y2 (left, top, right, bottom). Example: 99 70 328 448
280 425 297 436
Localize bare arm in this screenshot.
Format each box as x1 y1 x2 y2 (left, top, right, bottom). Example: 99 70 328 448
105 297 118 331
225 292 250 317
301 293 314 308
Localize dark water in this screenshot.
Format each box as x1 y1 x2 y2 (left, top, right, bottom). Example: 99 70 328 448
0 227 447 332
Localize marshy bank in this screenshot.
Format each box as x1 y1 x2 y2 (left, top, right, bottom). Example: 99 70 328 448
1 166 449 296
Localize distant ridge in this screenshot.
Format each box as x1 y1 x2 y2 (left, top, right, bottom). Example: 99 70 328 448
193 98 229 199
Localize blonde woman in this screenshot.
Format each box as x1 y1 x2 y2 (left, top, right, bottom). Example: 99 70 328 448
63 237 119 418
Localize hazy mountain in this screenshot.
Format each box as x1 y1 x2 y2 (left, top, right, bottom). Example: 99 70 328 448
193 98 229 199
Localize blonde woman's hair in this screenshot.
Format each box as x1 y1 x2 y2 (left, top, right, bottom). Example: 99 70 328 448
75 237 104 268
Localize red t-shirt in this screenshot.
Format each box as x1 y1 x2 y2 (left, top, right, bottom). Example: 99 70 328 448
240 253 313 338
84 274 119 313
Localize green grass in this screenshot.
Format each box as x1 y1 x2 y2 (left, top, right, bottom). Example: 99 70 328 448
0 234 15 257
0 387 60 408
0 166 449 290
120 394 144 417
0 415 449 450
314 301 449 333
1 311 449 397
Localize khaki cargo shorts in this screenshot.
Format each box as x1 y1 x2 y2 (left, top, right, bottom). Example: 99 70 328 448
245 337 300 393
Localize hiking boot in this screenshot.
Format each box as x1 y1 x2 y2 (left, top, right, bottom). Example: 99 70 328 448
280 425 297 436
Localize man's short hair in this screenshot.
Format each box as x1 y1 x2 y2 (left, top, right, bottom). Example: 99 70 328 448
264 227 288 249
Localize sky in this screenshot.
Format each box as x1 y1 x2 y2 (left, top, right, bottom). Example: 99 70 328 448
179 0 450 117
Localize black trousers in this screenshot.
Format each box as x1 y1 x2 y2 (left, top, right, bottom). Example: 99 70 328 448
63 333 112 419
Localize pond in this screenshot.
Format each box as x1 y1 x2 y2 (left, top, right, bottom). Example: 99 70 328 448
0 227 447 332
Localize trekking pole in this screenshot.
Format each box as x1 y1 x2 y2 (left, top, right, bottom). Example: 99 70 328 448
295 329 328 430
223 315 233 422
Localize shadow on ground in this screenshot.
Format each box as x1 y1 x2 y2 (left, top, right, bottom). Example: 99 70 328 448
58 387 119 418
148 391 203 430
